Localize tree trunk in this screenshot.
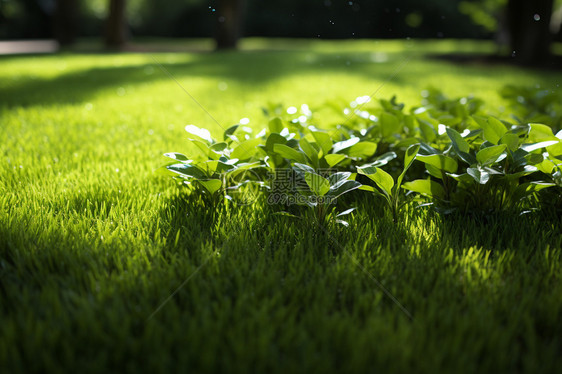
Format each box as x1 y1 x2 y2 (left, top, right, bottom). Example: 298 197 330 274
506 0 554 65
53 0 78 46
215 0 245 50
105 0 128 49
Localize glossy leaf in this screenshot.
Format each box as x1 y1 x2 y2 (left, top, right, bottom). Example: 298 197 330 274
348 141 377 158
380 112 399 137
357 166 394 197
446 127 470 153
336 207 356 217
299 137 319 167
326 180 361 199
305 173 330 196
167 163 207 179
265 133 287 152
185 124 214 144
197 179 222 195
417 154 458 173
476 144 507 166
164 152 190 162
402 179 445 199
273 144 308 164
332 137 360 153
467 167 490 184
418 119 437 142
528 123 555 142
396 144 420 188
268 117 283 133
311 131 332 156
324 154 347 167
189 139 214 160
293 163 316 174
500 133 519 152
473 116 506 144
521 140 560 153
210 142 228 153
329 172 352 190
230 138 262 160
512 182 555 202
223 125 239 141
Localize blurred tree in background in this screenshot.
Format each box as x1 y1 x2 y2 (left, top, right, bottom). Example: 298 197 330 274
53 0 78 46
0 0 560 63
105 0 128 48
461 0 562 64
215 0 245 49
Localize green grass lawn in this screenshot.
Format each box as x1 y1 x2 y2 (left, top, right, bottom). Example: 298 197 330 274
1 38 562 373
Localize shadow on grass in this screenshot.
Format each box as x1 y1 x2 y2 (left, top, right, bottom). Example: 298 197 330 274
0 50 413 107
431 208 562 254
427 52 562 72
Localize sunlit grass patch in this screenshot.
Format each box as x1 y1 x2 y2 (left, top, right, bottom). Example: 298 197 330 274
1 39 562 373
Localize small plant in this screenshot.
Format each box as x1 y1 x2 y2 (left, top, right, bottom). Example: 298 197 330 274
163 124 263 209
291 163 361 225
162 87 562 221
357 144 420 222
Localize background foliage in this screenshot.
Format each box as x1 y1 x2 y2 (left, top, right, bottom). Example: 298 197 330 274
0 0 495 39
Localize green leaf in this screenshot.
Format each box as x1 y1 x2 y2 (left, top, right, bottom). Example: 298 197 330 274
336 208 356 217
311 131 332 156
164 152 190 162
305 173 330 196
417 154 458 173
547 141 562 158
197 179 222 195
348 141 378 158
227 162 262 178
500 133 519 152
425 164 444 179
223 124 239 141
447 173 474 183
210 142 228 153
299 137 319 167
167 163 207 179
329 172 352 190
418 119 437 142
265 133 287 153
536 158 556 174
402 179 445 199
397 144 420 188
324 154 347 167
528 123 555 142
273 144 308 164
373 152 398 167
230 138 262 160
473 116 506 144
476 144 507 166
189 139 214 160
467 167 490 184
380 112 399 137
326 180 361 199
512 182 555 202
185 124 214 144
332 137 360 153
293 163 316 174
357 166 394 197
446 127 470 153
198 160 219 175
268 117 284 133
521 140 560 153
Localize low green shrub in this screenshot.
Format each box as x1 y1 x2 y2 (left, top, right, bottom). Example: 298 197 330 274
163 87 562 222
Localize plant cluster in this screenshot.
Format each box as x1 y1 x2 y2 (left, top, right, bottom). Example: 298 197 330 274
163 87 562 223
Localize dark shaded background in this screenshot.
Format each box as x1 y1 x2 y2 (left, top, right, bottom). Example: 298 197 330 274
1 0 561 65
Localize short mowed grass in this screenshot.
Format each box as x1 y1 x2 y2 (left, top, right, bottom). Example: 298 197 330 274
1 39 562 373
